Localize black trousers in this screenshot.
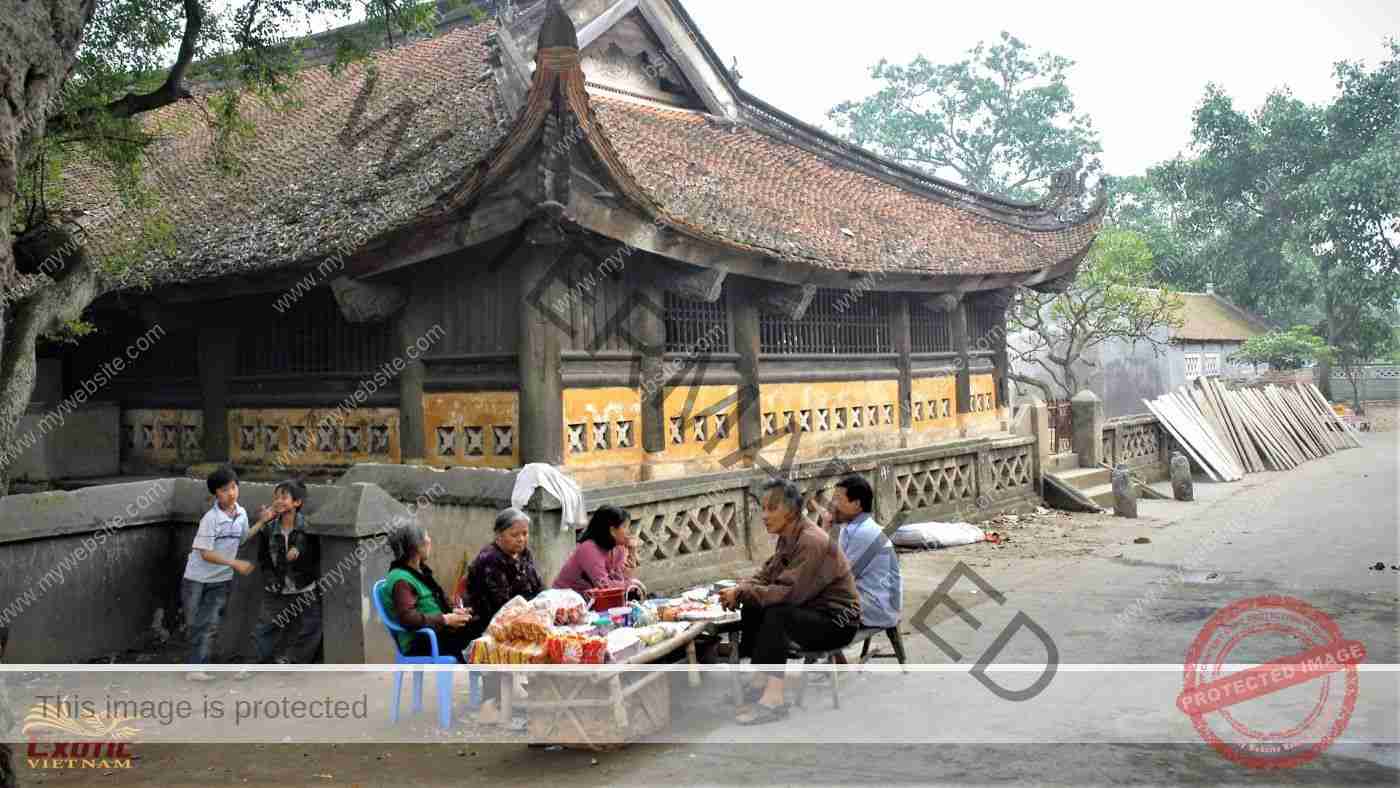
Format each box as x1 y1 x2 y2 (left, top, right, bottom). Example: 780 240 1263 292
738 603 858 677
404 629 473 664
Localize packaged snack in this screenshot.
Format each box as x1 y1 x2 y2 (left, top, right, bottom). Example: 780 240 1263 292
488 596 553 644
532 589 590 626
634 625 670 647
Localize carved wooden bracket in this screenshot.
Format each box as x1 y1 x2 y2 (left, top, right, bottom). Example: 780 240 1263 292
975 288 1016 312
917 293 963 313
651 264 726 303
760 282 817 320
330 276 406 324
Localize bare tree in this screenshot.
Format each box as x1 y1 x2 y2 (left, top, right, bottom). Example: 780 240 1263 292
1009 229 1183 400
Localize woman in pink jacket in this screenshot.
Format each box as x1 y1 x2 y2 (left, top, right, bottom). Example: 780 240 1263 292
553 505 646 599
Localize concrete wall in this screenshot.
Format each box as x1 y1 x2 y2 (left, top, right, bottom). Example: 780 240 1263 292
10 401 121 482
0 478 410 664
1328 365 1400 403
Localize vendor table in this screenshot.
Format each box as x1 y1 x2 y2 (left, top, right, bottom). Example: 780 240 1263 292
494 613 741 748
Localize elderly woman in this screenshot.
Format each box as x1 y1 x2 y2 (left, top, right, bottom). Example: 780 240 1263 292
377 524 474 662
718 480 861 725
464 507 545 724
552 505 646 599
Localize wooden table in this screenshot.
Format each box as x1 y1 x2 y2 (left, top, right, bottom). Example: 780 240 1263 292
494 619 729 748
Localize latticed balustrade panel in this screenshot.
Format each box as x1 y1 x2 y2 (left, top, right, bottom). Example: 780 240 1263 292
894 454 977 512
989 446 1032 492
629 495 743 565
1118 423 1161 465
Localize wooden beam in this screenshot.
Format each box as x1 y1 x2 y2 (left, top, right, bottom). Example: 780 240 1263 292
731 278 763 458
517 237 567 466
396 300 431 463
197 321 238 462
636 278 667 454
952 300 972 414
577 0 640 49
759 282 817 321
893 294 913 434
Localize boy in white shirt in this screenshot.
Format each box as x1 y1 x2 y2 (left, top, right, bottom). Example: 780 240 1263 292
182 465 275 681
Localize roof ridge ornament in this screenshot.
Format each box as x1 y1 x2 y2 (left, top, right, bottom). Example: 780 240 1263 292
537 0 578 51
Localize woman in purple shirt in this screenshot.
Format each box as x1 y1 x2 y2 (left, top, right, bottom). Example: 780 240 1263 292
553 506 646 599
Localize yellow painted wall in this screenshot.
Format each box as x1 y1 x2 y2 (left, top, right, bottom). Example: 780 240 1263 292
662 385 741 461
910 376 958 431
229 408 402 467
562 387 643 470
122 409 204 466
423 392 519 469
963 373 1002 434
758 380 901 459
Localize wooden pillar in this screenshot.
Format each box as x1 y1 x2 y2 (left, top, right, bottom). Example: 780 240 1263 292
731 278 763 460
517 240 566 466
395 299 430 463
197 322 238 463
637 278 667 456
893 294 913 443
951 298 972 415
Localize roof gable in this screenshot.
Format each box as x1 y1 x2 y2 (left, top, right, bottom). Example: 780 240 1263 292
1174 292 1273 342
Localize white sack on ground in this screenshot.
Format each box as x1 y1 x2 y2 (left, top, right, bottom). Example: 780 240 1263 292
891 521 986 549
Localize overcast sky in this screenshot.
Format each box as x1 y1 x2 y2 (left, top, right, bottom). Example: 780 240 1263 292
683 0 1398 178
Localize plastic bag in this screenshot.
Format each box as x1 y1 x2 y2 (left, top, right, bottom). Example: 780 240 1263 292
531 589 590 626
891 521 986 549
487 596 552 643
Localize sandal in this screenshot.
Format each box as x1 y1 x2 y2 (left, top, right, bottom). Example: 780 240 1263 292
736 703 789 726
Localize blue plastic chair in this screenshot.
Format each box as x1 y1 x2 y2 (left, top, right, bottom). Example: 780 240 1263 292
371 579 481 729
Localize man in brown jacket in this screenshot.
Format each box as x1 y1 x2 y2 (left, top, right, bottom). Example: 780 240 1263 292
719 480 861 724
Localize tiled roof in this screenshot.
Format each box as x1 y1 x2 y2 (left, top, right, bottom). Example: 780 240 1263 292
67 22 509 289
70 7 1100 290
1173 292 1272 341
590 95 1101 274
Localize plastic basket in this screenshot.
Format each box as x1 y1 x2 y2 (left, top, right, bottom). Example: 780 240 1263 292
584 586 627 613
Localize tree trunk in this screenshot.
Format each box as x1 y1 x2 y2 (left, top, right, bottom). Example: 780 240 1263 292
1009 373 1053 402
0 0 100 498
1349 373 1364 416
1 230 101 496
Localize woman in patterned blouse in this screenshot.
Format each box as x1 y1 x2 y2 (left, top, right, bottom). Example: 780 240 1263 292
464 507 544 725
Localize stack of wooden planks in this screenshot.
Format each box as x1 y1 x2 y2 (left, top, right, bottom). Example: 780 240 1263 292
1144 378 1360 482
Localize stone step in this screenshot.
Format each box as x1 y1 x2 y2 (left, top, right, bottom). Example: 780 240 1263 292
1056 466 1111 489
1080 483 1118 508
1046 452 1081 472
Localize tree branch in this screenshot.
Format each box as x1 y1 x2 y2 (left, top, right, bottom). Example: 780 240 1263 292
99 0 203 120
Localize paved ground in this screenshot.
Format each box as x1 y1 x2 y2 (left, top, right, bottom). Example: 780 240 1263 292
18 432 1400 786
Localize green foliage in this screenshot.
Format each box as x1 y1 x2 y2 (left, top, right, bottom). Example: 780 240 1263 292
1230 326 1329 370
44 319 98 345
827 32 1102 202
1152 38 1400 342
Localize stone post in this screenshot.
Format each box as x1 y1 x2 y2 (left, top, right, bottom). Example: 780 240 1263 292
1071 389 1105 467
1170 451 1194 501
1111 464 1138 518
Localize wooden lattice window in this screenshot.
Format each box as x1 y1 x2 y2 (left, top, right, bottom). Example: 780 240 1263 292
969 302 1003 347
664 292 730 353
238 289 396 375
760 289 892 354
912 309 953 353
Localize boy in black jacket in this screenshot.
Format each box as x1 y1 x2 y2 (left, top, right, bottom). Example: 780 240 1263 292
248 480 322 664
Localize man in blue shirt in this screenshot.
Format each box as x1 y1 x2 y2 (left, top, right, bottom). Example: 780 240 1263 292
822 474 902 632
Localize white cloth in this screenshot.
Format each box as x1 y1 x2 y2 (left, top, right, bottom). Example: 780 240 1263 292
511 463 587 531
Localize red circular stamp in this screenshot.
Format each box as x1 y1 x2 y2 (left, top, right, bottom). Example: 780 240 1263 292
1176 595 1367 769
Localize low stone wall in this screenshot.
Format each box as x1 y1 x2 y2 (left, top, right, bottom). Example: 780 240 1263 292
343 435 1041 597
0 479 409 664
1101 414 1172 483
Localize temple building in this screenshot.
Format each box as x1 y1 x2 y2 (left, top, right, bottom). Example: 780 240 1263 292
59 0 1104 488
